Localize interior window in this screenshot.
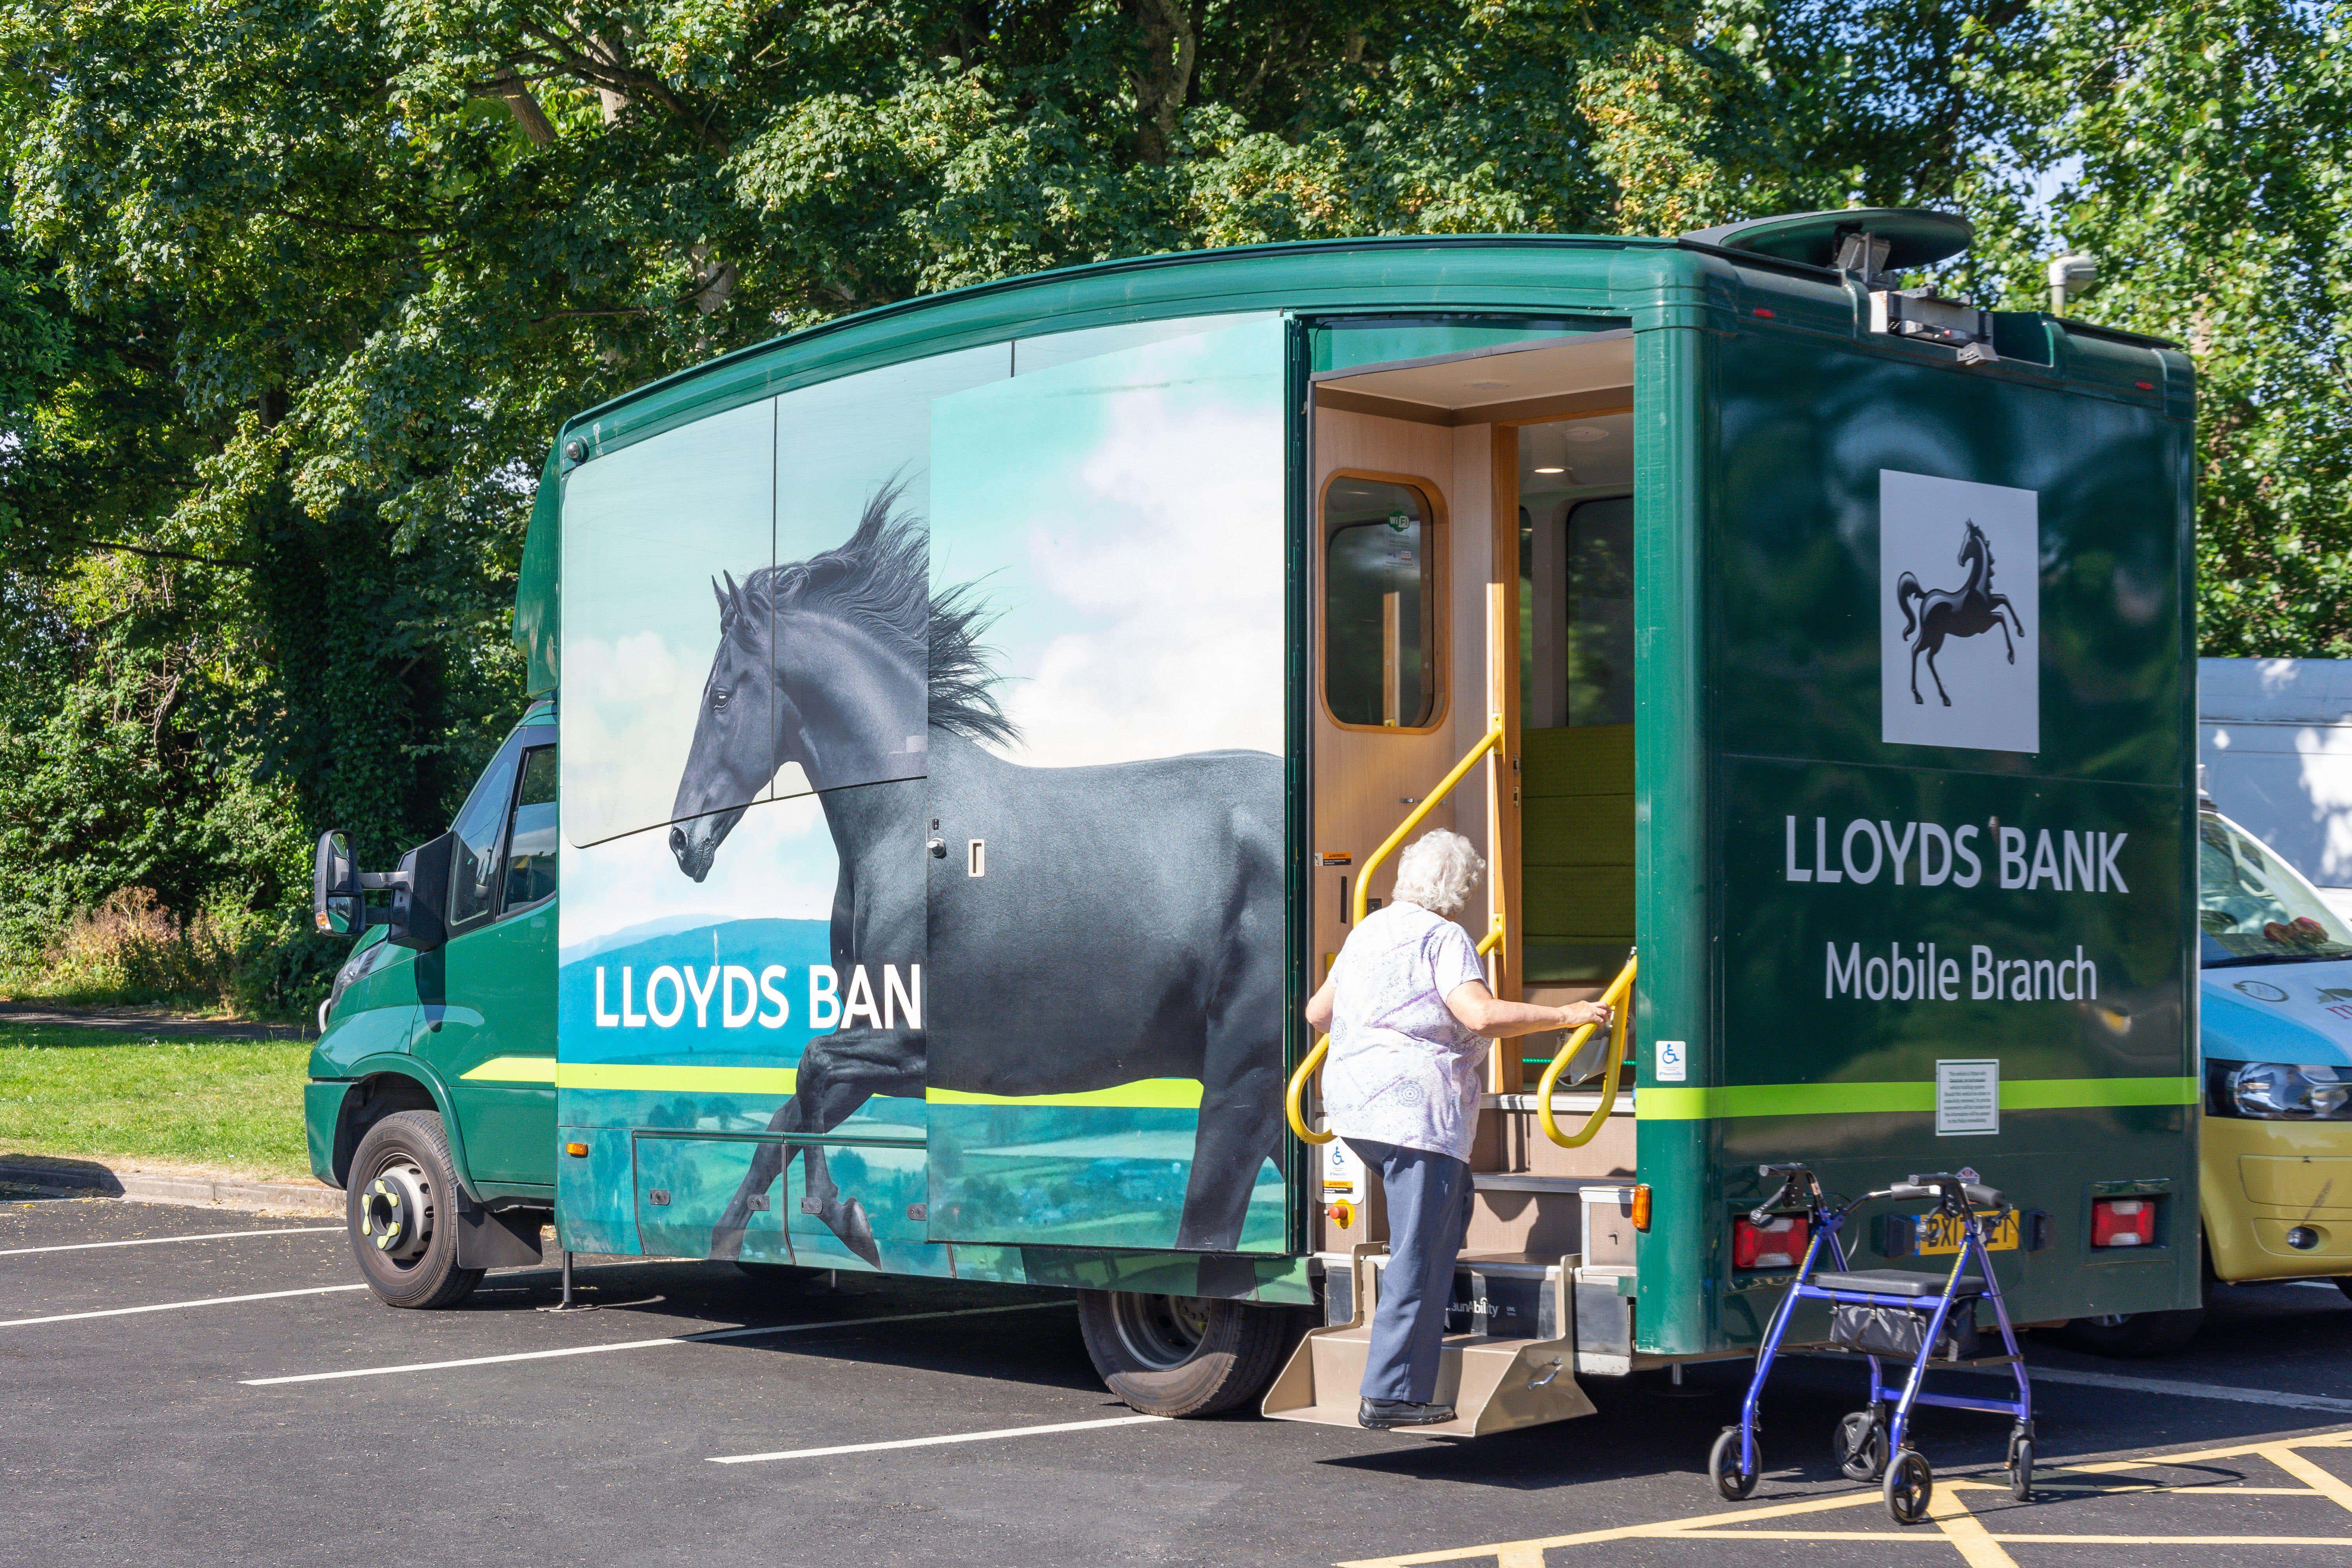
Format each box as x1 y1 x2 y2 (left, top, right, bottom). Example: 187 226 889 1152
1325 477 1439 728
1563 495 1635 726
505 744 559 910
447 737 522 933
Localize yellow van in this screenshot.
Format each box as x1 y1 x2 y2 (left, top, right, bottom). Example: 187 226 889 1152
2073 805 2352 1354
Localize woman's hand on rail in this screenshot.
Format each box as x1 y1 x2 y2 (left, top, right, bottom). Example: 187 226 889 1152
1554 1000 1613 1032
1443 982 1604 1040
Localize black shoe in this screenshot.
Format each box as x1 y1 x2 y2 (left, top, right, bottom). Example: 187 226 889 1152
1359 1398 1456 1429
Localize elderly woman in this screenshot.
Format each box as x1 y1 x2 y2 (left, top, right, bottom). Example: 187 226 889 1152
1303 828 1612 1429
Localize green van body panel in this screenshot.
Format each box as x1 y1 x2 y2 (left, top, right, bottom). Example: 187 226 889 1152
307 713 560 1201
380 235 2189 1351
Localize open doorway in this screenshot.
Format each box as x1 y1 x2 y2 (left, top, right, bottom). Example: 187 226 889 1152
1308 327 1635 1090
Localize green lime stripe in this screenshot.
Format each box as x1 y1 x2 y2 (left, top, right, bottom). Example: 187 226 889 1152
926 1079 1204 1109
461 1056 558 1083
1639 1076 2197 1121
1999 1076 2197 1110
557 1063 799 1094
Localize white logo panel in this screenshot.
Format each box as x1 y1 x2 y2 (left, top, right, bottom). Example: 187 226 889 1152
1880 470 2039 753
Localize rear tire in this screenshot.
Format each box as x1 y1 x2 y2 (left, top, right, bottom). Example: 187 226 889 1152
1835 1410 1887 1482
346 1110 484 1310
1076 1290 1294 1417
2056 1307 2204 1357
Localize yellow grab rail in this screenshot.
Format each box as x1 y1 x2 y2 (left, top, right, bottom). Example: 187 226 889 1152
1536 953 1638 1149
1286 1036 1334 1145
1353 717 1503 925
1286 720 1508 1150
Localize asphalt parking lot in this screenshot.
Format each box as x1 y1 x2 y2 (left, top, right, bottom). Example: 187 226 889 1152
7 1186 2352 1568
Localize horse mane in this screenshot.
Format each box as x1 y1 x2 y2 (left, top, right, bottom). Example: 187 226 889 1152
728 475 1018 747
929 576 1019 747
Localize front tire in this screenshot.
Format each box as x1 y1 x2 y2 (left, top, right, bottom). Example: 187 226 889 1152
1709 1426 1759 1501
2056 1307 2204 1358
1885 1449 1933 1525
346 1110 484 1310
1076 1290 1293 1417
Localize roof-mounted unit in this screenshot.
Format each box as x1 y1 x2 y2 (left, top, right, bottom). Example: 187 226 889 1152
1682 208 1999 365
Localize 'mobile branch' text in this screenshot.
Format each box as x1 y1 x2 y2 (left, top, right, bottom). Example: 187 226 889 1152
1826 941 2100 1002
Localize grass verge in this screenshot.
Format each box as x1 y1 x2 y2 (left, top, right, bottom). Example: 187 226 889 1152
0 1020 312 1180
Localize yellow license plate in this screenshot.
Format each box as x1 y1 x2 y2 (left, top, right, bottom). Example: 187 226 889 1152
1916 1209 2020 1255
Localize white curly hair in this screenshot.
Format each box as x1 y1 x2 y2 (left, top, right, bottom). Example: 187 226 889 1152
1389 828 1486 918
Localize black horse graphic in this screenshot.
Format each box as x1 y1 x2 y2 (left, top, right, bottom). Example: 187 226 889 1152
1895 518 2025 706
668 483 1285 1264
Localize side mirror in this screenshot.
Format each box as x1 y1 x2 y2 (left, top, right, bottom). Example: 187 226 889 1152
312 830 364 935
386 832 457 951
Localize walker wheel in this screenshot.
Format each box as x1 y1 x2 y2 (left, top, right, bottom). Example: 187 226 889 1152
2008 1434 2034 1501
1709 1426 1759 1501
1884 1448 1933 1525
1835 1410 1887 1482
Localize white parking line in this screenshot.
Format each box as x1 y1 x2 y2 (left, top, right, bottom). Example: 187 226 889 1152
711 1412 1167 1465
240 1299 1073 1385
2023 1364 2352 1414
0 1226 340 1258
0 1283 370 1327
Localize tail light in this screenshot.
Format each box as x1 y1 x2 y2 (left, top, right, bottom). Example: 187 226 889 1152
1631 1184 1652 1232
2091 1197 2156 1248
1733 1213 1808 1270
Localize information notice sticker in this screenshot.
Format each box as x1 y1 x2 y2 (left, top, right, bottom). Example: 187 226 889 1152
1935 1058 2000 1136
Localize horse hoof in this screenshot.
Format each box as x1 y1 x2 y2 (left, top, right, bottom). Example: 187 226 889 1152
830 1199 882 1268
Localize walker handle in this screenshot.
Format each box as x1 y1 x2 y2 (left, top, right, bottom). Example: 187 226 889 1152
1904 1172 2007 1212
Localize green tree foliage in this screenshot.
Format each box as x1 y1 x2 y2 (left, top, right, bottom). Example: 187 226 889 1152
0 0 2339 1007
1961 0 2352 654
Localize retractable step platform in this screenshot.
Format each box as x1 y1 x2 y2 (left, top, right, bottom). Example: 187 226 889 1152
1261 1249 1599 1437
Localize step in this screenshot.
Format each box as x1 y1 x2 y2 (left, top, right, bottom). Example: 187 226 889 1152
1472 1094 1635 1180
1313 1250 1640 1381
1261 1322 1594 1437
1464 1177 1641 1264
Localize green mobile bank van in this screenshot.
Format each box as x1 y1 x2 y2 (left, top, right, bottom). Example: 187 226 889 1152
306 209 2201 1434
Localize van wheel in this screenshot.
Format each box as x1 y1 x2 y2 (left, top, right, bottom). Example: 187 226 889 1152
1076 1290 1294 1417
346 1111 484 1310
2057 1307 2204 1357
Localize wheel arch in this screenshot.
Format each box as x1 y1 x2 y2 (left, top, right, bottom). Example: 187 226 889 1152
327 1058 482 1200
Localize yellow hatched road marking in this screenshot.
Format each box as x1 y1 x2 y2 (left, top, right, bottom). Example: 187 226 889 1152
1335 1430 2352 1568
1924 1482 2018 1568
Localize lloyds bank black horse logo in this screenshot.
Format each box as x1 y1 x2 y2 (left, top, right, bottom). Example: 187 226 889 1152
1895 518 2025 707
666 481 1284 1267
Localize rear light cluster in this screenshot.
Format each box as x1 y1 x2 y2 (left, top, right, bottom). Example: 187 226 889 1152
2091 1197 2156 1248
1733 1213 1808 1270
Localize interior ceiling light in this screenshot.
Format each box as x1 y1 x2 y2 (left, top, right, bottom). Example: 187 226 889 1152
1533 466 1566 474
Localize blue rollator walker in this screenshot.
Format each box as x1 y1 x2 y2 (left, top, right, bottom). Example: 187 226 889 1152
1707 1164 2034 1524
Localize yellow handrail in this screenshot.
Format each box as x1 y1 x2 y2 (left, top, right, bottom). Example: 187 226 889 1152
1285 719 1508 1150
1536 953 1638 1148
1353 717 1504 925
1286 1036 1334 1145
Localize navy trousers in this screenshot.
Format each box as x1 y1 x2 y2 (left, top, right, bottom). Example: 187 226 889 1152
1347 1138 1474 1404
